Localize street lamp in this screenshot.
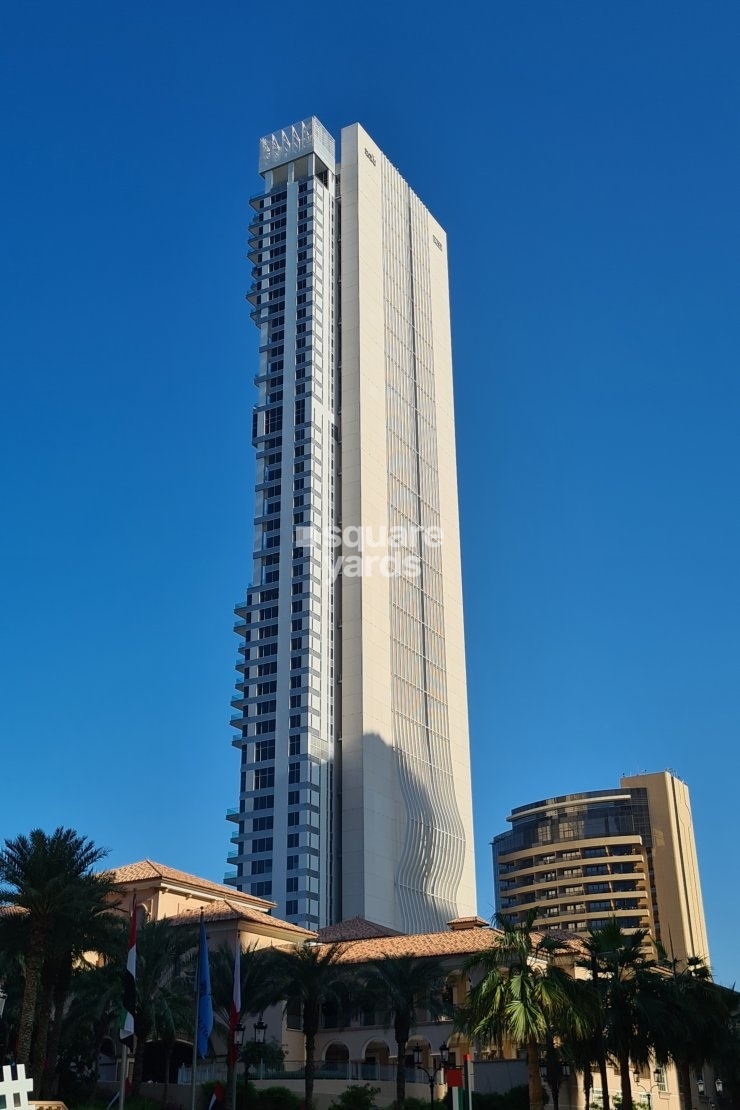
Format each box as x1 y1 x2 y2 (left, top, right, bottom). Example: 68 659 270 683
540 1059 571 1081
231 1023 245 1110
229 1021 244 1110
540 1054 571 1110
413 1042 449 1110
697 1077 723 1098
244 1021 267 1086
633 1069 664 1110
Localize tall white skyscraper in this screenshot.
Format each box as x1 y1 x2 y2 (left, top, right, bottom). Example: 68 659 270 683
226 118 476 933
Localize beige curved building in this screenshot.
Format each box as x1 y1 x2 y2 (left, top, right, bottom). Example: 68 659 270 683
492 770 710 964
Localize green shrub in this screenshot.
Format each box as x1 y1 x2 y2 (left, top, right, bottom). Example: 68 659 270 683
471 1086 533 1110
328 1085 382 1110
403 1098 446 1110
253 1085 302 1110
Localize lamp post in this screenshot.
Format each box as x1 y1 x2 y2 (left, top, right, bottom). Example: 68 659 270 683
539 1054 571 1110
248 1021 267 1083
633 1068 664 1110
239 1020 267 1110
413 1043 449 1110
231 1023 245 1110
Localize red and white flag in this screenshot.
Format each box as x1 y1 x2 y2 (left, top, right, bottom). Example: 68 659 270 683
227 940 241 1067
119 898 137 1048
208 1081 225 1110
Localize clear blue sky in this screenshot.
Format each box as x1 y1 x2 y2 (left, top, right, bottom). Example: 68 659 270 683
2 3 739 985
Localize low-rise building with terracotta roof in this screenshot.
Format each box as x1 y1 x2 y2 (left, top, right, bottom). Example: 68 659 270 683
109 859 313 948
103 863 684 1110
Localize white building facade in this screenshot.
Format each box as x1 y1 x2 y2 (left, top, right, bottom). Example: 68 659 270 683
227 118 476 933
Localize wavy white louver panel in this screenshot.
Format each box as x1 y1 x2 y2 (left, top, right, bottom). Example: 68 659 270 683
381 158 467 934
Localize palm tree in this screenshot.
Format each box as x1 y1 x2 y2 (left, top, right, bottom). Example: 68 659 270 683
360 954 447 1110
130 918 197 1097
0 917 25 1066
61 938 131 1101
34 872 122 1096
210 941 276 1105
0 827 110 1074
265 942 347 1110
578 925 617 1110
581 920 664 1110
652 956 732 1110
708 990 740 1110
456 911 580 1110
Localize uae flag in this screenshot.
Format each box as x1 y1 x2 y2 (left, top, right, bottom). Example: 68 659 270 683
227 940 241 1067
208 1082 225 1110
119 900 137 1048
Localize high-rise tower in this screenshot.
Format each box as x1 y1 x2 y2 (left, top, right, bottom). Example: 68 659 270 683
226 118 476 933
492 771 709 964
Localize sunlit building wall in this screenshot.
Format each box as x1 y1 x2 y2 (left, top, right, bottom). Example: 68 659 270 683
492 770 709 964
226 118 476 933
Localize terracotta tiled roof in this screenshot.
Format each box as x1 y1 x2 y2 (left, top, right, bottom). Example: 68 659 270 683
318 916 404 942
0 904 29 918
318 926 585 965
164 898 315 937
107 860 273 907
447 916 491 930
538 929 590 956
321 926 506 964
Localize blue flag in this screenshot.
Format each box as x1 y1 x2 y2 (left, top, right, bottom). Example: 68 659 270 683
196 916 213 1057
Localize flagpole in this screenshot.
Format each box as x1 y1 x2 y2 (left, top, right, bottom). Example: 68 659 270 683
119 893 137 1110
119 1044 128 1110
229 934 242 1110
192 909 214 1110
190 911 202 1110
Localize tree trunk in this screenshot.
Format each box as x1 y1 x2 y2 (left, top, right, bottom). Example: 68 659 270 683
131 1031 147 1098
304 1027 315 1110
396 1037 407 1110
42 959 73 1097
527 1038 546 1110
597 1045 611 1110
584 1065 593 1110
619 1052 633 1110
591 960 610 1110
162 1042 173 1106
30 959 55 1090
677 1060 692 1110
16 925 48 1076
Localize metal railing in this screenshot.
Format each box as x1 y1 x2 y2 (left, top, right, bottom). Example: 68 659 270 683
177 1061 423 1085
